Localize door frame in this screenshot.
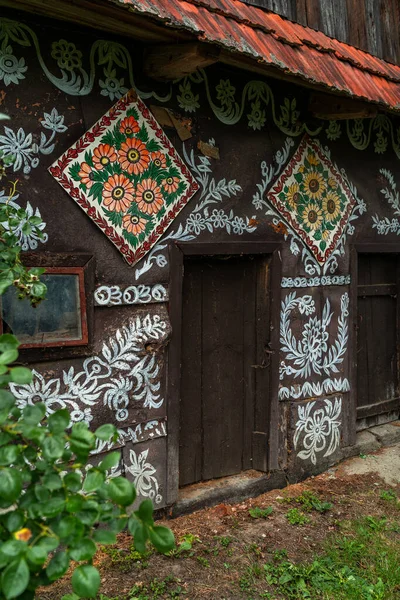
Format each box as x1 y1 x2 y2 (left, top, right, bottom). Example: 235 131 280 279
166 241 282 504
350 243 400 438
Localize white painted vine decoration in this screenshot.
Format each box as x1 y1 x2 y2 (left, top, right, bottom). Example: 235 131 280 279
294 397 342 465
280 292 349 380
10 314 169 424
372 169 400 235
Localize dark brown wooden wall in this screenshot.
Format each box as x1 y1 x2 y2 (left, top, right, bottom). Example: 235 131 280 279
241 0 400 64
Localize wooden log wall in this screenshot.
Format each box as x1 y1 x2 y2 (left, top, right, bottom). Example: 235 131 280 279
2 6 400 506
243 0 400 65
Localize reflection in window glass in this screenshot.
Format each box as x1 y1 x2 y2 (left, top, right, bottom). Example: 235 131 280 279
2 274 82 346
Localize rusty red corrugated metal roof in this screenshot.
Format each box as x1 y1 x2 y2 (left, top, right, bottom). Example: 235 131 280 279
112 0 400 112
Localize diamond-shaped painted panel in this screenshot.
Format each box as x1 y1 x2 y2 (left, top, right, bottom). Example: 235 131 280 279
49 90 199 266
267 136 356 263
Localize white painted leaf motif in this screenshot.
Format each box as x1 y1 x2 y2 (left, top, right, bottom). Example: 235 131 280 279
10 315 169 422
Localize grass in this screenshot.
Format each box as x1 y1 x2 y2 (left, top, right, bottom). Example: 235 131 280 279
99 543 153 572
286 507 311 526
98 512 400 599
248 506 273 519
262 516 400 599
98 576 186 599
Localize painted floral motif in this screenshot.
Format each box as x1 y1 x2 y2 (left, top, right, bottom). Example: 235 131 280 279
0 43 27 85
10 314 169 424
268 136 356 263
99 66 129 101
372 169 400 235
0 108 67 174
177 79 200 113
280 292 349 380
215 79 236 106
49 90 199 266
125 448 162 504
294 397 342 465
247 100 266 131
51 40 82 71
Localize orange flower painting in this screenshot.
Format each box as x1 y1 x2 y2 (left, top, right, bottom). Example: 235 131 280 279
135 178 164 215
151 151 167 169
119 138 150 176
103 173 134 212
119 116 140 136
92 143 117 170
53 93 198 265
122 214 147 235
162 176 180 194
78 162 94 188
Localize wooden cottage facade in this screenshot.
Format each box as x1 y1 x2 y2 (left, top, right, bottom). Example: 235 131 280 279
1 0 400 511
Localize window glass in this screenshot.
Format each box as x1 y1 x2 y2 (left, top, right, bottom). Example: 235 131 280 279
2 273 83 346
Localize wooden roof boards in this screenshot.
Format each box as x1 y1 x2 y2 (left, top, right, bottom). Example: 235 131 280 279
113 0 400 112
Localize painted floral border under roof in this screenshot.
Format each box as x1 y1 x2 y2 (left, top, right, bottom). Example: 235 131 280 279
267 136 356 264
49 89 199 266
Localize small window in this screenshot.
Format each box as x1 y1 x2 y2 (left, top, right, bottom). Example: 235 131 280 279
1 266 88 349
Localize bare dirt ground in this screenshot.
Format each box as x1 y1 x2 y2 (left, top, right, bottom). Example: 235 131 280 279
39 443 400 600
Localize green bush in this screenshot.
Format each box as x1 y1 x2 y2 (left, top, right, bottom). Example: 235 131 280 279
0 333 174 600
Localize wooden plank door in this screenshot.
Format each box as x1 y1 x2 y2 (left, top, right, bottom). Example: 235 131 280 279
356 253 400 424
179 254 270 487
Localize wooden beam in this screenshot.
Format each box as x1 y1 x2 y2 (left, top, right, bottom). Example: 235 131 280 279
309 92 378 120
0 0 190 43
143 43 220 81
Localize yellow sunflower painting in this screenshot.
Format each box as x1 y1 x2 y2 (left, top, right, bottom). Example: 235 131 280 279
327 177 337 190
322 191 341 222
303 171 326 200
286 182 301 210
307 152 319 166
300 203 323 231
270 136 357 264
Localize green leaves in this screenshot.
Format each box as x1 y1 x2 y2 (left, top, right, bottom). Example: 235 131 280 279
148 526 175 554
98 451 120 473
46 551 70 581
42 436 65 461
63 472 82 492
48 409 70 433
0 468 22 503
83 470 105 493
1 558 29 599
22 403 46 425
94 424 117 441
0 444 19 465
69 538 96 561
69 422 95 457
0 390 15 423
0 334 19 365
92 530 117 545
9 367 32 385
107 477 136 506
71 565 101 598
